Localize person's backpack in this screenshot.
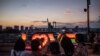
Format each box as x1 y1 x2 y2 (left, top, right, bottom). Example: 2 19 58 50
14 51 16 56
13 51 22 56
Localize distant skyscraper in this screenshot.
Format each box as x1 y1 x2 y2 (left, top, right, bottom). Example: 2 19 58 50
28 25 34 33
0 25 2 31
21 26 24 31
14 25 19 30
25 27 28 31
6 27 13 30
29 25 34 30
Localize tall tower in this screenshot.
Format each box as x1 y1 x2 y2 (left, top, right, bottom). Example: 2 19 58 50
53 21 56 28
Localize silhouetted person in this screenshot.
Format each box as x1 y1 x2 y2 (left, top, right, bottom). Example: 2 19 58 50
31 39 40 51
93 43 100 53
73 34 88 56
31 39 41 56
21 39 41 56
11 38 25 56
61 34 74 56
76 34 85 43
89 32 96 43
49 41 61 56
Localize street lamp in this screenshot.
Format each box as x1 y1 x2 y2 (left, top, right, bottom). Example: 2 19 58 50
87 0 90 34
84 0 91 41
84 0 91 35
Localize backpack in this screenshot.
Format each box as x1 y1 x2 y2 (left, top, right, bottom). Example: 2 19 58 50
13 51 22 56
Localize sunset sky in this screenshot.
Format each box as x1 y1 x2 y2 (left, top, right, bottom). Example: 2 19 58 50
0 0 100 27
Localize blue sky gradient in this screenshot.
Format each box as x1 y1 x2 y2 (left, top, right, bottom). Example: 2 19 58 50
0 0 100 27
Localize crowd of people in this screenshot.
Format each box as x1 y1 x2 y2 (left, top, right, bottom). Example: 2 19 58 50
11 33 88 56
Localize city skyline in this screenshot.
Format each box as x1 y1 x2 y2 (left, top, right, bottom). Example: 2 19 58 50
0 0 100 27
